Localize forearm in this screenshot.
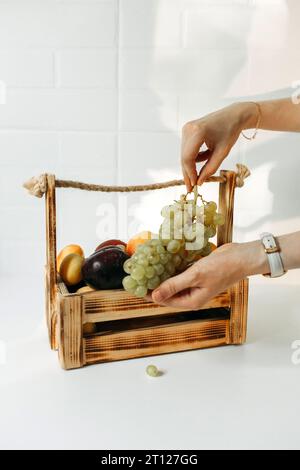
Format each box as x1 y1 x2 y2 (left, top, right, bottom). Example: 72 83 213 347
240 231 300 277
238 98 300 133
151 232 300 309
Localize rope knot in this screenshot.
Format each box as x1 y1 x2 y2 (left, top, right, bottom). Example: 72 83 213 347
235 163 250 188
23 174 47 198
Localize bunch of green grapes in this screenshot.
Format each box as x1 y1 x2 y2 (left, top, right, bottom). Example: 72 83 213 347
122 188 224 298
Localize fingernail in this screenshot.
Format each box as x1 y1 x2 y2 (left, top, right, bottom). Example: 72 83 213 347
198 172 205 185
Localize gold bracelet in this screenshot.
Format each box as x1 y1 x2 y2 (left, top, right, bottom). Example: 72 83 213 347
241 102 262 141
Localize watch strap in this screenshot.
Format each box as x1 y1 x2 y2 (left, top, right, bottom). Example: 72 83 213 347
260 232 285 278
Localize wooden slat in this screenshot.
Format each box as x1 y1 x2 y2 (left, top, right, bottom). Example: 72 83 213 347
217 170 236 246
58 295 83 370
45 174 58 350
229 278 249 344
84 318 230 364
82 289 230 323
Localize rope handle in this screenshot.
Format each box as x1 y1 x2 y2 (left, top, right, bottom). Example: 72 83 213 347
23 164 250 198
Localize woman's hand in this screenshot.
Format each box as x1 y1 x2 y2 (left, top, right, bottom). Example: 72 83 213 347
151 241 269 310
181 102 257 191
181 98 300 191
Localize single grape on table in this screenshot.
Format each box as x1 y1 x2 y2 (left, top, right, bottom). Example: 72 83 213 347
122 186 224 298
146 365 159 377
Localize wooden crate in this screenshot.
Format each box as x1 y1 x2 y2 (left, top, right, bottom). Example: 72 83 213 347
40 169 249 370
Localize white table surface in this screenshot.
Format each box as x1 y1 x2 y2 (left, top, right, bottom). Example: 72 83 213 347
0 275 299 450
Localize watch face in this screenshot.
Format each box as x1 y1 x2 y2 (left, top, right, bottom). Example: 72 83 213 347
261 233 276 248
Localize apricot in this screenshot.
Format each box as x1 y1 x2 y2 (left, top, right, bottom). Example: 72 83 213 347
57 244 84 272
59 253 84 286
126 231 153 256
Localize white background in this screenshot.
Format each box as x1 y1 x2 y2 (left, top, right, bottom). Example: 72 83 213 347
1 0 300 450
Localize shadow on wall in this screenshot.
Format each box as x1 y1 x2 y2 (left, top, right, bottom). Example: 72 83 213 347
125 1 254 235
239 133 300 232
236 87 300 233
123 1 300 239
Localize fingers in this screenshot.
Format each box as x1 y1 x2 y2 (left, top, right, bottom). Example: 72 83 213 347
152 287 197 309
144 293 153 302
197 146 229 185
153 285 212 310
181 124 205 190
152 266 196 304
182 166 193 193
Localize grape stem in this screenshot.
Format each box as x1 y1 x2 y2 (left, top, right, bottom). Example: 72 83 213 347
174 185 208 224
185 186 208 208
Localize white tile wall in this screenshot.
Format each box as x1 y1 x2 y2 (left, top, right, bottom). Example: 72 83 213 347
0 51 54 88
58 133 116 170
0 90 117 130
0 3 116 47
120 0 182 47
1 0 300 278
120 49 247 93
118 132 180 185
120 91 177 131
183 4 252 49
56 50 117 88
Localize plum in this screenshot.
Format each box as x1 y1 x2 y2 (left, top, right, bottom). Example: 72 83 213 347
82 246 129 290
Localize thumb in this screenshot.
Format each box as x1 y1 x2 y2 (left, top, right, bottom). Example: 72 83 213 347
197 146 228 185
152 267 196 303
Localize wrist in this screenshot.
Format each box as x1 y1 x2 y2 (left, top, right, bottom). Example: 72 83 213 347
276 232 300 271
237 240 270 277
238 232 300 278
233 101 260 130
